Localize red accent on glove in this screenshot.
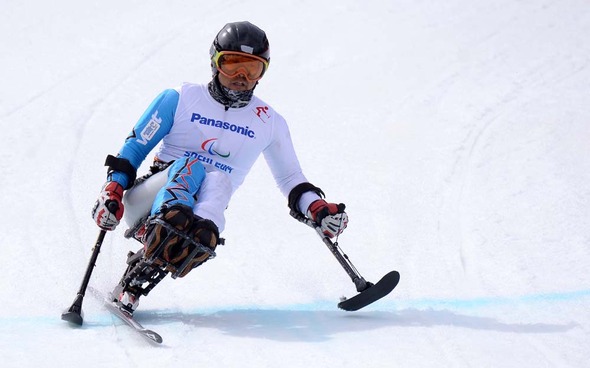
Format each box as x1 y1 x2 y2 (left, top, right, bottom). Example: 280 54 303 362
307 199 348 238
103 181 124 216
94 182 125 230
308 199 340 223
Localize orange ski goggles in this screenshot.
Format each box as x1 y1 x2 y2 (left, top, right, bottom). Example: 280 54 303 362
212 51 269 82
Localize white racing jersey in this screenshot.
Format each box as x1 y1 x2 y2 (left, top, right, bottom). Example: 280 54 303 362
112 82 319 216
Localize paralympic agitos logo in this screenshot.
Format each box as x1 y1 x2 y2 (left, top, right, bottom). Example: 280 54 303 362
185 138 234 174
191 112 255 138
201 138 230 158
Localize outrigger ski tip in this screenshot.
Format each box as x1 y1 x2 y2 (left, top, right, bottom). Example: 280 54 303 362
61 311 84 325
61 310 83 325
338 270 400 311
61 293 85 325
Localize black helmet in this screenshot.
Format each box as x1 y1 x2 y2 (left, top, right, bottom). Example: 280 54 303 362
210 21 270 64
211 22 270 61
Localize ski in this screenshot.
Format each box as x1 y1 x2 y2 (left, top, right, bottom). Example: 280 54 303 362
338 270 400 311
89 287 163 344
103 295 163 344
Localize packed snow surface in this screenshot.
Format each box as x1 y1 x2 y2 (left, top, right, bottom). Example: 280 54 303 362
1 1 588 367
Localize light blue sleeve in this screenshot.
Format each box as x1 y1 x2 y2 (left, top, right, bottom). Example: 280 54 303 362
108 89 179 188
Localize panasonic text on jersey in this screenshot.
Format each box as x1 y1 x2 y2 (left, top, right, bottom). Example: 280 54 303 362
191 113 255 138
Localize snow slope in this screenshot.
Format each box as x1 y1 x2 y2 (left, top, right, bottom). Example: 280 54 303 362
1 0 589 367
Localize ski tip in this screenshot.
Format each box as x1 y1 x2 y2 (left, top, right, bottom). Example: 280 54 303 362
337 270 400 312
384 270 401 284
144 330 164 344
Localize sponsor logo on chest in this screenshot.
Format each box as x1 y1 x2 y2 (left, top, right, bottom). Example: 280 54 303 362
190 112 255 138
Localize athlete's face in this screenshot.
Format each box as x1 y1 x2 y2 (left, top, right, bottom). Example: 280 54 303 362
218 72 258 91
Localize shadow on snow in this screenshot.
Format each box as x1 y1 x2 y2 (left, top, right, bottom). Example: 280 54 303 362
112 308 579 342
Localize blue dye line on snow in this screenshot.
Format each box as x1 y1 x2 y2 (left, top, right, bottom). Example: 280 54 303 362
383 288 590 311
159 288 590 315
1 289 589 327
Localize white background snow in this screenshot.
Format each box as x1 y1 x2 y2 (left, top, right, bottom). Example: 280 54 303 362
1 0 589 366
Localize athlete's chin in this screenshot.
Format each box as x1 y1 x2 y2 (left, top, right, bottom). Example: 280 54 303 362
228 82 252 91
